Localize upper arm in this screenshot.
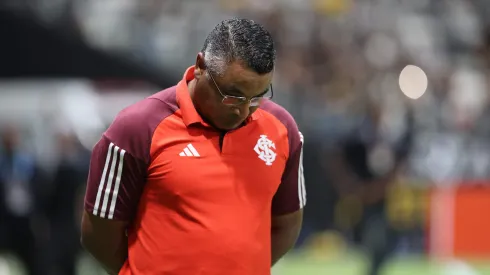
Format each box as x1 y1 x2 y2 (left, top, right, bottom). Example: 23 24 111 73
81 210 129 244
81 129 147 257
271 123 306 216
83 94 177 223
84 135 147 221
271 209 303 229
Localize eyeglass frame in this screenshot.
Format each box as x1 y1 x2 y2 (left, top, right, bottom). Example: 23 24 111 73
206 69 274 107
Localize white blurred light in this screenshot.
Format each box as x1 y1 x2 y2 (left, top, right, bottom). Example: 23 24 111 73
448 65 487 125
58 81 105 150
364 33 399 70
399 65 428 99
368 143 395 176
0 257 11 275
441 260 480 275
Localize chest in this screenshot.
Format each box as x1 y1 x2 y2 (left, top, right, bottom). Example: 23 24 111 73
147 124 289 207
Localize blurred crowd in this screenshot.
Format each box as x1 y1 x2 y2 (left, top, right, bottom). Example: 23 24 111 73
0 125 90 274
7 0 490 182
2 0 490 274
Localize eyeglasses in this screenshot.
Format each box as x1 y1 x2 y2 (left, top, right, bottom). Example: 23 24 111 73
207 70 273 107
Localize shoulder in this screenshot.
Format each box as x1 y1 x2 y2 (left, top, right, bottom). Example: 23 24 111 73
104 86 179 162
259 100 300 140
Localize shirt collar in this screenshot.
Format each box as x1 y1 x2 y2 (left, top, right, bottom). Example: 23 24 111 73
176 66 208 127
176 66 261 128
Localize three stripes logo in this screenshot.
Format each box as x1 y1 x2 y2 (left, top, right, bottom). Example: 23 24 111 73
179 144 200 157
298 131 306 209
93 142 125 219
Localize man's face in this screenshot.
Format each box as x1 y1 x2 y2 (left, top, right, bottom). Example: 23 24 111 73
1 126 20 152
193 54 273 131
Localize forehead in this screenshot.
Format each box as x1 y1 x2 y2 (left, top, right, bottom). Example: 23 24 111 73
218 62 273 96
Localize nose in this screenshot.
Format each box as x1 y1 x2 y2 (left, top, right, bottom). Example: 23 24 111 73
231 102 251 118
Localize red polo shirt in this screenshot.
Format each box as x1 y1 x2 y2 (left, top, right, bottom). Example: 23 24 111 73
84 67 306 275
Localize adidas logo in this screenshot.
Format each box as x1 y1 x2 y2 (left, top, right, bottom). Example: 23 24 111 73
179 144 200 157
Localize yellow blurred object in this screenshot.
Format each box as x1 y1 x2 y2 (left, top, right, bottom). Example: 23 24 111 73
305 231 347 260
313 0 351 15
387 184 414 228
387 181 430 229
219 0 246 11
334 195 363 230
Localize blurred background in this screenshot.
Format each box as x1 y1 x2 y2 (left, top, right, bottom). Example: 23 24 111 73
1 0 490 274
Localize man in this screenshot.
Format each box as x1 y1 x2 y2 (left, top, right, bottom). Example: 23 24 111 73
327 101 413 275
47 132 90 275
81 18 305 275
0 125 47 275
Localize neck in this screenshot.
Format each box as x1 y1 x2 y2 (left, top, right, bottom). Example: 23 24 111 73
186 79 210 125
187 79 197 100
187 79 203 119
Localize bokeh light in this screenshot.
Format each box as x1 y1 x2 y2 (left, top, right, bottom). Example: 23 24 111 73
399 65 428 99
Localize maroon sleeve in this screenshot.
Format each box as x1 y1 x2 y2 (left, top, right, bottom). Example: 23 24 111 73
261 101 306 216
84 88 179 221
84 135 146 220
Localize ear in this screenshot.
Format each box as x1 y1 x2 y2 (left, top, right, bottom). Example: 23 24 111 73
194 52 206 79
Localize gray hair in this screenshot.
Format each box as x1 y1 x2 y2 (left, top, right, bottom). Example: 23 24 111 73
203 46 228 77
201 18 276 77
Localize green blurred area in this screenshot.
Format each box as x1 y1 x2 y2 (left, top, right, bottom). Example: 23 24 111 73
274 254 490 275
2 251 490 275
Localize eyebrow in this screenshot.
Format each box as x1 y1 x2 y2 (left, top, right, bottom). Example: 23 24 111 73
225 86 270 98
224 86 245 96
